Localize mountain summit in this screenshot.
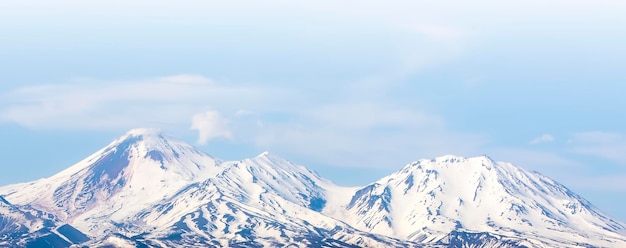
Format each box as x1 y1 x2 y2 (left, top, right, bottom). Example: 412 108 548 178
329 155 626 247
1 129 625 247
0 128 221 236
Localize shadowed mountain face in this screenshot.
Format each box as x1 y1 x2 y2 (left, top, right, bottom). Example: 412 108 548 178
0 128 223 238
1 196 89 248
1 129 625 247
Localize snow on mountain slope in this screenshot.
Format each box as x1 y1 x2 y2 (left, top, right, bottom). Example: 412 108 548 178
2 129 626 247
214 152 332 213
328 155 626 247
0 128 222 236
109 179 416 247
105 151 332 234
94 151 418 247
1 196 46 236
0 196 90 247
1 130 414 247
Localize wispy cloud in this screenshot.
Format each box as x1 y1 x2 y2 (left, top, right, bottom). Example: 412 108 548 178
4 73 624 190
254 102 486 168
560 173 626 193
569 131 626 164
0 74 489 168
484 147 626 194
529 134 555 145
0 75 281 130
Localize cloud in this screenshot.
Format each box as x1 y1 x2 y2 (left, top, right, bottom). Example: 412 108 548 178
568 174 626 192
571 131 622 144
308 103 443 130
253 102 486 168
569 131 626 163
0 75 282 130
190 111 232 144
558 168 626 193
483 147 626 193
488 148 582 169
529 134 555 145
0 74 490 168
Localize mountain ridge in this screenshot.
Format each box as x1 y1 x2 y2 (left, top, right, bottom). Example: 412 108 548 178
1 128 625 247
327 155 626 247
0 129 222 235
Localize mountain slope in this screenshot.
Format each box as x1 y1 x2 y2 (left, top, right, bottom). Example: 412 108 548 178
1 129 626 247
1 129 414 247
0 196 89 247
0 128 222 236
327 155 626 247
92 152 417 247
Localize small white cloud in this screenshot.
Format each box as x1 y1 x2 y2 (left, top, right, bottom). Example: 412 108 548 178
529 134 555 145
190 111 232 144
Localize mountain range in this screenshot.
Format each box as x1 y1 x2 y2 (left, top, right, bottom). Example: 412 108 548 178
1 128 625 247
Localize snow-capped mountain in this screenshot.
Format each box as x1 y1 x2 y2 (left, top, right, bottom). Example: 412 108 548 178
109 152 415 247
0 196 89 247
1 128 626 247
0 129 411 247
0 128 221 236
328 155 626 247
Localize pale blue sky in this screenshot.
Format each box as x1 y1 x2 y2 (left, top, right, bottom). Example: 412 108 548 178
1 1 625 221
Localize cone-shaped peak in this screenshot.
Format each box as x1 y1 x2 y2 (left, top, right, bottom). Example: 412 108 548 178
113 128 183 154
124 128 165 137
427 154 497 165
255 151 273 158
432 154 467 163
107 128 217 168
3 127 222 222
115 128 168 148
253 151 293 166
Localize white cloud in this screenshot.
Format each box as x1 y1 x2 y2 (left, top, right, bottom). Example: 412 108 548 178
253 102 486 168
2 0 626 202
0 75 281 130
569 174 626 192
569 131 626 163
0 74 490 168
486 148 584 173
483 147 626 193
529 134 555 145
571 131 622 144
308 103 443 130
190 111 232 144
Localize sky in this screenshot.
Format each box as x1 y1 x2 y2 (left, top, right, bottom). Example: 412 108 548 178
1 0 626 221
